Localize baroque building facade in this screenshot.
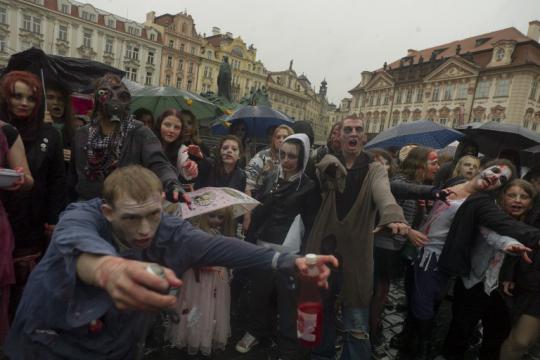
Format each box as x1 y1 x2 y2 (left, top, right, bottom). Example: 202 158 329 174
198 27 267 101
349 21 540 133
266 61 330 143
145 11 202 92
0 0 162 86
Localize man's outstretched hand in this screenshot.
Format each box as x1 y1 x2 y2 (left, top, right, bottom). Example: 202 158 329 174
86 256 182 311
295 255 339 289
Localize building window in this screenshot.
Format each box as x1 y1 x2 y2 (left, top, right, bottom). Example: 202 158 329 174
105 38 113 54
376 93 381 106
495 48 505 61
165 75 171 86
207 50 212 59
180 43 184 52
392 112 399 127
203 66 209 78
176 77 182 88
405 88 413 104
132 47 139 61
125 45 138 60
431 84 440 101
439 118 448 126
416 88 423 103
529 80 538 100
0 37 6 53
188 62 193 74
147 51 154 65
83 30 92 48
395 91 402 104
443 84 453 101
191 46 195 54
150 33 156 41
32 16 41 34
0 7 7 24
187 80 192 91
475 79 491 98
383 93 389 105
81 11 96 22
145 72 152 86
456 83 467 99
168 40 174 48
23 15 31 31
58 25 68 41
107 19 115 28
178 59 183 71
60 4 70 14
495 79 510 97
125 66 137 82
167 56 172 67
127 26 140 36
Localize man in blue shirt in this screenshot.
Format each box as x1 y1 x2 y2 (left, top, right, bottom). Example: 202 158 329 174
5 165 336 359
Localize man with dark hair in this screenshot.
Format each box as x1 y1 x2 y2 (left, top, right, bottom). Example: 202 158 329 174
5 165 337 359
306 115 408 359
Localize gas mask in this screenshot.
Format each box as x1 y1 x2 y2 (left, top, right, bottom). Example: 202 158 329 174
95 79 131 123
478 165 512 190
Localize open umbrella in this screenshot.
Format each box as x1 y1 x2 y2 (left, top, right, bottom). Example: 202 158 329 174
130 86 223 124
178 187 260 219
456 121 540 157
365 120 463 150
1 47 124 93
520 144 540 167
211 105 294 138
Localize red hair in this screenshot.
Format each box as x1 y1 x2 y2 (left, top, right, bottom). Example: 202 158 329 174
0 70 43 120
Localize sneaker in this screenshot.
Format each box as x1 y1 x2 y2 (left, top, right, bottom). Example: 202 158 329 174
235 332 259 353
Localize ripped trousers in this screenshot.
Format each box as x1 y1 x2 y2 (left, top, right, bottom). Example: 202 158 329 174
311 275 371 360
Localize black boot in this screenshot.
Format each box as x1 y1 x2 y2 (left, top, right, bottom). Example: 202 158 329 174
390 316 413 350
413 318 434 360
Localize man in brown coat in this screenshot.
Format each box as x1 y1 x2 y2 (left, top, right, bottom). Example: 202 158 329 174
306 115 409 360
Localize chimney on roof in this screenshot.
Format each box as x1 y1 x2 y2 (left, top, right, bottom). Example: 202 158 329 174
407 49 417 57
226 32 233 38
527 20 540 42
146 11 155 23
212 27 220 36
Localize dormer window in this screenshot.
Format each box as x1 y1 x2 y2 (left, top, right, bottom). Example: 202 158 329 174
107 19 115 29
150 33 156 41
475 37 490 47
60 3 70 14
127 26 140 36
81 11 96 22
495 48 505 61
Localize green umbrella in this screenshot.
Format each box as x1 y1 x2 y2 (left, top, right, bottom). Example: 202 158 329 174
130 86 223 124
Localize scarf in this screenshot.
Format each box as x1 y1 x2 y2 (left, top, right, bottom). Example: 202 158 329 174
84 115 136 181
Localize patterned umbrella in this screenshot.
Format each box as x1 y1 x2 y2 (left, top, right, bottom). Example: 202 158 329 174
178 187 260 219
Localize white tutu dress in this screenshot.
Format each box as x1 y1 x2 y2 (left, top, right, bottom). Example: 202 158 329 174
166 230 231 356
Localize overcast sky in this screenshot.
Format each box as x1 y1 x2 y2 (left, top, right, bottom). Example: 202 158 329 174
90 0 540 104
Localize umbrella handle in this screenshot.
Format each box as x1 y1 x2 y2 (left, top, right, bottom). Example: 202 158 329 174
40 68 48 113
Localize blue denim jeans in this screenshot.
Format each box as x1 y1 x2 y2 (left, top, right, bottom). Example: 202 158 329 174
341 307 371 360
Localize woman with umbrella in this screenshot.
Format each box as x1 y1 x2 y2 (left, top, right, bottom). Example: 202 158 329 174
0 70 66 311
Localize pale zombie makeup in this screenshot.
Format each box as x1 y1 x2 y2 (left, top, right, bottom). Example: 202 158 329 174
207 212 225 230
341 119 364 154
160 115 182 144
502 185 533 220
280 141 300 176
46 89 66 121
9 81 37 119
425 151 440 181
220 139 240 166
105 194 163 250
458 158 480 180
476 165 512 191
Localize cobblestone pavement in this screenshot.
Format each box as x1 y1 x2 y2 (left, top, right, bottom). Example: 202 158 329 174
143 278 540 360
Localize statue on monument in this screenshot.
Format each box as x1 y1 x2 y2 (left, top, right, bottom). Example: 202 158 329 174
217 56 232 101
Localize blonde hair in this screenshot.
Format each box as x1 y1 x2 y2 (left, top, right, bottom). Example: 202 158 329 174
271 125 294 152
102 165 163 207
194 207 236 237
452 155 480 178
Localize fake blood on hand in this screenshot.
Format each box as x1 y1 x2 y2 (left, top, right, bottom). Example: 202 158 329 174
297 254 323 348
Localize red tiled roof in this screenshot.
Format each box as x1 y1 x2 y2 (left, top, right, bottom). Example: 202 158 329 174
387 27 531 69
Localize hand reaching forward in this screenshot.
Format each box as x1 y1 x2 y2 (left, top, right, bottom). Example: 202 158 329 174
295 255 339 289
93 256 182 311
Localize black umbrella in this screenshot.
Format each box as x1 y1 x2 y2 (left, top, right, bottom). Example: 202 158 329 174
456 121 540 157
1 47 125 93
520 144 540 167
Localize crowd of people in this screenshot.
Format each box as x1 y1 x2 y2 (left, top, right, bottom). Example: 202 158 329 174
0 69 540 360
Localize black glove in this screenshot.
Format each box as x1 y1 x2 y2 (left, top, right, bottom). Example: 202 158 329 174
431 188 452 204
165 183 191 204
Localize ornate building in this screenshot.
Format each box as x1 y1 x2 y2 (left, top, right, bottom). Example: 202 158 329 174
145 11 202 92
349 20 540 133
266 62 330 142
0 0 162 86
197 27 267 101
